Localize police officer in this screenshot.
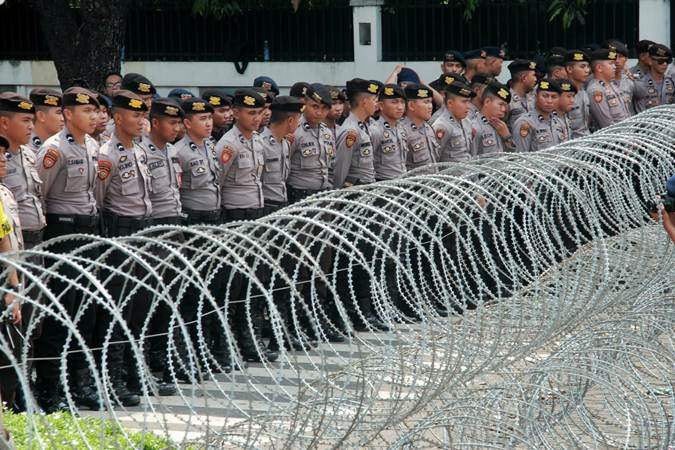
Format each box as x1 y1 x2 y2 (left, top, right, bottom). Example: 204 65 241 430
400 84 439 174
326 87 345 141
433 80 476 162
463 49 488 82
287 84 334 203
253 87 274 131
564 50 592 138
630 40 655 79
371 84 407 181
506 59 538 129
34 87 101 412
289 82 311 100
551 79 578 142
482 46 506 77
513 79 565 152
633 43 675 113
215 88 279 362
95 90 154 407
137 98 185 391
586 48 631 130
202 89 233 142
468 73 494 124
604 40 636 115
473 82 516 156
430 73 467 123
27 88 64 152
429 50 466 92
545 47 568 80
253 76 280 96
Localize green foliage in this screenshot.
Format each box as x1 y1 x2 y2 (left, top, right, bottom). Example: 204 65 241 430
548 0 588 29
3 410 174 450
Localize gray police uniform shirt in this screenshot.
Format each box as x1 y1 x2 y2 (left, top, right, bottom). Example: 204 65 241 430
174 134 221 212
95 133 153 218
432 109 474 162
215 125 265 210
259 128 290 204
508 89 534 130
333 112 375 188
616 75 636 116
400 116 439 175
632 72 675 113
1 146 46 231
36 128 98 217
288 116 334 191
27 133 44 153
553 112 572 143
568 89 591 138
139 136 182 219
370 116 407 181
629 64 646 80
468 103 480 124
472 113 513 157
513 110 564 153
586 78 631 130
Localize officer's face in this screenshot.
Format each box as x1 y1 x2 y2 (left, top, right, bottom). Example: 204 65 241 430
233 107 263 134
212 106 232 128
0 113 35 147
0 150 6 177
260 106 272 127
63 105 98 135
566 62 590 83
184 113 213 140
447 96 472 120
328 101 344 121
615 54 627 70
140 94 153 110
37 107 65 136
304 99 330 125
362 94 379 117
96 107 109 133
379 98 405 120
484 97 508 119
652 57 670 75
116 109 146 138
153 117 183 143
104 74 122 96
558 92 576 113
522 70 538 90
442 61 464 75
596 60 616 77
485 57 503 76
408 98 433 121
536 91 558 114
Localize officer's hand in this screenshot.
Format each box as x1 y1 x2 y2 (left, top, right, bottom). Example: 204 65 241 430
490 118 510 138
3 293 21 325
393 64 404 75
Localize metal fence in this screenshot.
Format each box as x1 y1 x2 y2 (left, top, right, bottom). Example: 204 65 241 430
381 0 640 61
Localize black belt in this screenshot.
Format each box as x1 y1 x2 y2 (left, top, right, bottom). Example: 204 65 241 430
265 200 288 207
223 208 265 221
287 186 328 198
153 216 184 226
22 229 44 243
184 209 222 223
47 214 100 228
103 213 153 229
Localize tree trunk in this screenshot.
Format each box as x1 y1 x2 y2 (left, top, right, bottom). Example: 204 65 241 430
28 0 132 92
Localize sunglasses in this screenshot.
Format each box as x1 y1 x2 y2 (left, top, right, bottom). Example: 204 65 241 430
652 58 672 65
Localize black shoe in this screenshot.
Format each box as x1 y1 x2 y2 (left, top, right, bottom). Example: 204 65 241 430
69 369 104 410
323 330 346 343
209 356 233 374
129 374 177 397
111 377 140 407
242 348 279 363
36 379 68 414
366 316 390 332
169 364 210 384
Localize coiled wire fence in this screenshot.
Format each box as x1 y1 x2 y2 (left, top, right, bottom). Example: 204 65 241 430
1 105 674 448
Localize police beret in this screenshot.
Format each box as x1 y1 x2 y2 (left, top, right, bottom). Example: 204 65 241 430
470 73 493 86
397 67 421 85
546 48 566 68
167 88 194 100
443 50 466 66
289 82 310 98
648 43 673 60
563 50 591 64
551 79 578 94
121 73 156 95
403 83 433 100
583 43 601 54
112 90 149 112
150 97 184 118
0 93 35 114
345 78 380 99
328 86 347 102
306 83 334 106
635 39 656 54
253 87 274 105
181 97 215 114
482 46 506 59
201 89 232 108
379 83 406 100
270 95 305 113
548 46 567 59
62 87 100 108
464 49 487 61
535 79 562 94
0 135 8 149
29 88 62 108
484 82 511 103
253 76 280 96
603 39 629 57
436 72 468 90
232 89 266 108
508 59 537 74
446 81 476 98
590 48 618 61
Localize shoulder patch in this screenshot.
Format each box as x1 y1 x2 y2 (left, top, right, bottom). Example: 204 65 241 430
221 145 234 165
42 147 60 169
97 159 112 181
519 122 530 138
345 130 358 149
593 91 604 103
435 129 446 140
